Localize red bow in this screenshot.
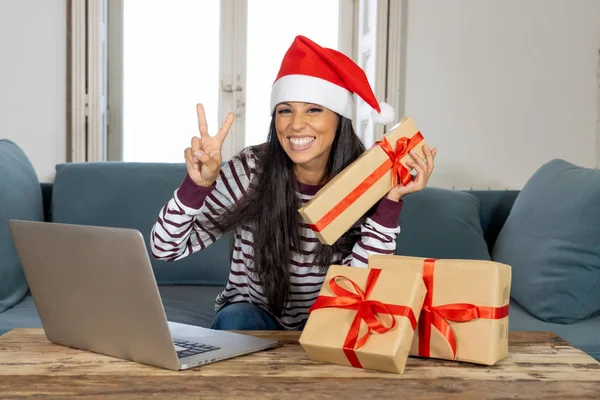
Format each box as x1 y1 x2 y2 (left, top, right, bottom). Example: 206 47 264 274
375 131 424 187
308 269 417 368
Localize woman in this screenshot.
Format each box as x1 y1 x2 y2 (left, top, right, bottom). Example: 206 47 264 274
150 35 437 331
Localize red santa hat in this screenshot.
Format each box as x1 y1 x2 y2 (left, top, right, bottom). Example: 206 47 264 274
270 35 395 125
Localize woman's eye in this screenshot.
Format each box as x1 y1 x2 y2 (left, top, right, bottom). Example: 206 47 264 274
277 108 291 114
308 107 322 113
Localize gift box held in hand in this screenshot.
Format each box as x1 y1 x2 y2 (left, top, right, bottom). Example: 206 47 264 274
298 117 429 245
299 265 426 374
369 255 512 365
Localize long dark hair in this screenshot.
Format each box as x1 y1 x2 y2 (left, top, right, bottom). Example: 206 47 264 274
214 113 366 316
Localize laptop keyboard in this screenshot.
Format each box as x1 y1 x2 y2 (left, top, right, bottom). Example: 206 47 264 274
173 339 220 359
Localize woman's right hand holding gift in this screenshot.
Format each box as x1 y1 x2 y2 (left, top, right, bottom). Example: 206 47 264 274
386 145 437 202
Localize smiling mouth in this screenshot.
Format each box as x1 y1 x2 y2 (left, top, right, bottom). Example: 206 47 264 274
288 136 316 151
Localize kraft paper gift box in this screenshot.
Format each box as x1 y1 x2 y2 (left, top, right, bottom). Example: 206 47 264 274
299 265 426 374
298 117 429 245
368 255 512 365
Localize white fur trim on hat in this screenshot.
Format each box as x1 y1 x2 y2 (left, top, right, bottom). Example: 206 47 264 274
371 102 395 125
270 74 354 119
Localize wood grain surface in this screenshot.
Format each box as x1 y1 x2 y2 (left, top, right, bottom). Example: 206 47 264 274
0 329 598 399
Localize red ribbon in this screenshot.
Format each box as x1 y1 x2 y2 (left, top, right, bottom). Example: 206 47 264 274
308 269 417 368
418 259 510 359
307 132 424 233
376 133 423 187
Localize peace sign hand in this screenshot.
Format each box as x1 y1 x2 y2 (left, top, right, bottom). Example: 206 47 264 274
184 104 235 187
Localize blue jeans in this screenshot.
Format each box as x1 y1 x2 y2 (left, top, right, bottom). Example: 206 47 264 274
211 302 283 330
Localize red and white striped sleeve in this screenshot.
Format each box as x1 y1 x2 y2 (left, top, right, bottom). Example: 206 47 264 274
150 149 255 261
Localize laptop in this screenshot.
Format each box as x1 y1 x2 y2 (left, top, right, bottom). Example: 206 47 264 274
8 219 278 371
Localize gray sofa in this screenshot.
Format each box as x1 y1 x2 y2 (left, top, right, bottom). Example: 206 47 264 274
1 139 599 361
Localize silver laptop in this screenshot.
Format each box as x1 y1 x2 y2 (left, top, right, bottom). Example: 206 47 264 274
8 219 278 371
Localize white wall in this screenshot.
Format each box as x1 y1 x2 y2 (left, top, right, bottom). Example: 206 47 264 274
404 0 600 189
0 0 66 183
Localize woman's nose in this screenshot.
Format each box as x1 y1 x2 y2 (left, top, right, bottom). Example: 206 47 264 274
291 113 306 131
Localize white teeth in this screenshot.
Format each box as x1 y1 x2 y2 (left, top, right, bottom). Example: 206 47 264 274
289 137 315 146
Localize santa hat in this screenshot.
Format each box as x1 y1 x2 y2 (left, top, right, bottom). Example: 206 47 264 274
270 35 395 125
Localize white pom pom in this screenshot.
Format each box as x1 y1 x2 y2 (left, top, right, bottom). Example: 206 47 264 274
371 102 395 125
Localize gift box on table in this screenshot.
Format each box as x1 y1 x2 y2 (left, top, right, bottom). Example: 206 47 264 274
299 265 426 374
368 255 512 365
298 117 429 245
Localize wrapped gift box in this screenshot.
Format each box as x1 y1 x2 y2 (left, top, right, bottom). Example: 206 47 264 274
298 117 429 245
368 255 512 365
299 265 426 374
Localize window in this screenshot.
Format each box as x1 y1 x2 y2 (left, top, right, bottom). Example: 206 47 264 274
121 0 221 163
70 0 403 163
110 0 349 163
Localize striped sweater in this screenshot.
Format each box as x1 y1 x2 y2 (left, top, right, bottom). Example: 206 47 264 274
150 146 404 330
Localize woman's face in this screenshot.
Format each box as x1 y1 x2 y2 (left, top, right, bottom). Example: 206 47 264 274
275 102 339 170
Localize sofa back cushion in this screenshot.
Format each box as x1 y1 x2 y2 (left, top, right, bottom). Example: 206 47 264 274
468 190 519 252
492 159 600 323
0 140 44 312
395 187 491 260
52 162 231 286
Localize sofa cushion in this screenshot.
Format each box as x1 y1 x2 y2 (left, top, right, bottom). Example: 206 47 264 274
0 294 41 335
0 285 225 336
158 285 225 328
468 190 520 251
395 187 491 260
52 162 231 285
0 140 44 312
492 159 600 323
508 300 600 361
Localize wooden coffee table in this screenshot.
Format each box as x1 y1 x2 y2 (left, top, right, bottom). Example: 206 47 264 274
0 329 598 399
